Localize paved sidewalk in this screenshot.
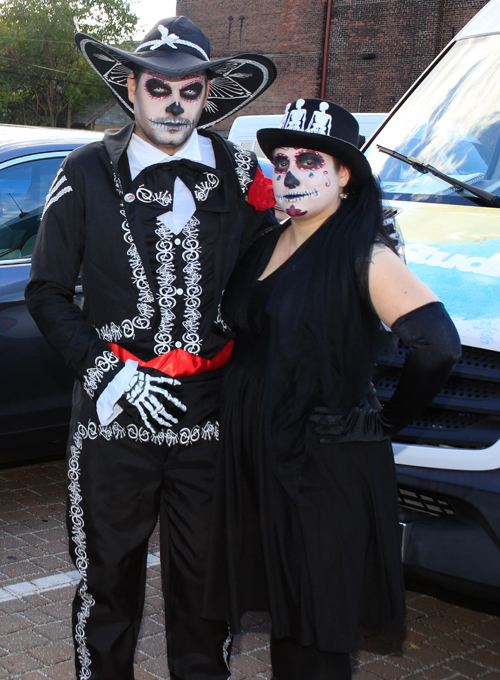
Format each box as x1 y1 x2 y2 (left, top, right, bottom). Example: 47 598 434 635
1 461 500 679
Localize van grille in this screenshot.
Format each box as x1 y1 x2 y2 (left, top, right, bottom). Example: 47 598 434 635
375 334 500 449
398 485 455 516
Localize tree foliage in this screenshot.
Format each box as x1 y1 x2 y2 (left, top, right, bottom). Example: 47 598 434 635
0 0 138 126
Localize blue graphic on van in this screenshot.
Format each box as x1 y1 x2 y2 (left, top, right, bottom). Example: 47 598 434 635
405 239 500 349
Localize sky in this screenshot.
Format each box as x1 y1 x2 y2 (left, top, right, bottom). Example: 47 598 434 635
131 0 177 38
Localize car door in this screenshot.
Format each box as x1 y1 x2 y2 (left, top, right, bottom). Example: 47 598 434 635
0 150 80 463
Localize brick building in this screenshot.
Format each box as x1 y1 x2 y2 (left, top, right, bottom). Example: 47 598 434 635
176 0 488 133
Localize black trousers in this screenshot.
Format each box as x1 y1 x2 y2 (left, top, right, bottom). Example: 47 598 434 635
66 380 230 680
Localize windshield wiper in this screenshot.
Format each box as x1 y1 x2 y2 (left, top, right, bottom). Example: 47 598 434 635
377 144 500 208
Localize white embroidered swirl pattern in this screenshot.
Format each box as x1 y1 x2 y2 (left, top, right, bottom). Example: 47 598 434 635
82 351 120 399
194 172 220 201
233 145 254 193
182 218 202 353
78 418 219 447
136 185 173 207
97 207 155 342
154 224 176 354
153 216 202 355
68 421 98 679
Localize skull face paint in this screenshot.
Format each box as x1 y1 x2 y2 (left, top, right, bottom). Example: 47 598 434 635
144 76 205 103
127 70 208 152
294 149 325 171
272 147 348 221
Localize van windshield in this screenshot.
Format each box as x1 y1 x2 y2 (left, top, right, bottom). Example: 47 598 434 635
366 34 500 206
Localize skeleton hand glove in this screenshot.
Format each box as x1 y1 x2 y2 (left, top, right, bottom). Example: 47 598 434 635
310 302 461 444
121 366 187 432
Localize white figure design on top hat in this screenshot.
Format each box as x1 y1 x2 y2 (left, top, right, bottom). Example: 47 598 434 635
285 99 307 131
279 102 291 128
306 101 332 135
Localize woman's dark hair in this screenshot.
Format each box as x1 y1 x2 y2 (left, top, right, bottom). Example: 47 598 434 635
331 175 400 303
346 171 399 253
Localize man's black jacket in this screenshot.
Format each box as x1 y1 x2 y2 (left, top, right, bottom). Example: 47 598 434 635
25 123 274 401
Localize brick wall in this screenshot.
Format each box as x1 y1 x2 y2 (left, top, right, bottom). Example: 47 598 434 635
325 0 488 113
176 0 488 132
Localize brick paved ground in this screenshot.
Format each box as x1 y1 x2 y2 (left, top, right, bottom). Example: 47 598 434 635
1 461 500 679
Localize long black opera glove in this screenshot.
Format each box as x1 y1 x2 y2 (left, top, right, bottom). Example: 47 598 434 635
310 301 462 444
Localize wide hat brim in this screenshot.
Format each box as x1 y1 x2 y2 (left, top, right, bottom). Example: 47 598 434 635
76 33 277 129
257 128 372 188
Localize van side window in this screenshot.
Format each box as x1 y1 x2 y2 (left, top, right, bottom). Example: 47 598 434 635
0 156 63 261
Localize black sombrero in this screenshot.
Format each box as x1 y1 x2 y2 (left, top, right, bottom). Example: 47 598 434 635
76 15 276 129
257 99 372 187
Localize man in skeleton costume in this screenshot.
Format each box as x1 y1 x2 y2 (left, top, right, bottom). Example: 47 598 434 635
25 16 276 680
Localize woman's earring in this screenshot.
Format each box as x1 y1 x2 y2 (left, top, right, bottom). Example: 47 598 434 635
340 191 348 200
277 175 282 181
309 172 314 178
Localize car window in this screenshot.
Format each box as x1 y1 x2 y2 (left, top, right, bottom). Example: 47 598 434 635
0 155 64 261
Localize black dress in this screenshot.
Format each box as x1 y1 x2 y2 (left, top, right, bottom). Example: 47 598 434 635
204 214 406 653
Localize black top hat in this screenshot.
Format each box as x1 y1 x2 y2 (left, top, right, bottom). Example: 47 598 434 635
76 16 277 129
257 99 372 187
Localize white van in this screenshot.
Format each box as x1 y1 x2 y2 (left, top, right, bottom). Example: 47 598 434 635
228 112 387 158
365 0 500 600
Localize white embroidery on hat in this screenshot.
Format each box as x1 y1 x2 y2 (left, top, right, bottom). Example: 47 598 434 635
204 100 218 113
79 42 130 89
80 37 272 127
202 59 254 115
137 25 209 61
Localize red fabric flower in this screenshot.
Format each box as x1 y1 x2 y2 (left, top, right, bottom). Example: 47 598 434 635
247 167 276 210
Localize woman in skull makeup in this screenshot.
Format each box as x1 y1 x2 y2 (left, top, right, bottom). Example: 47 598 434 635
203 100 461 680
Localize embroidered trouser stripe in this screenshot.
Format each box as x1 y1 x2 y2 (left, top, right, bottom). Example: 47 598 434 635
66 379 229 680
68 425 95 679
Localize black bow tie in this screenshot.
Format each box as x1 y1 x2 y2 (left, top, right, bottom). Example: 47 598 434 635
130 159 223 220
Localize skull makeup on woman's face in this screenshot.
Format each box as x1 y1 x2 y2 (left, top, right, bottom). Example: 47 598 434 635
272 147 348 221
127 70 208 152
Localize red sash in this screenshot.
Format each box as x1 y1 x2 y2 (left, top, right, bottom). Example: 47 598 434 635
108 341 234 378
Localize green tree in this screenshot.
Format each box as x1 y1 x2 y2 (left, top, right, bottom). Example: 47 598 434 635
0 0 138 127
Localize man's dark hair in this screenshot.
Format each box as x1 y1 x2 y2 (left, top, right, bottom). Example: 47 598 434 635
131 63 145 80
